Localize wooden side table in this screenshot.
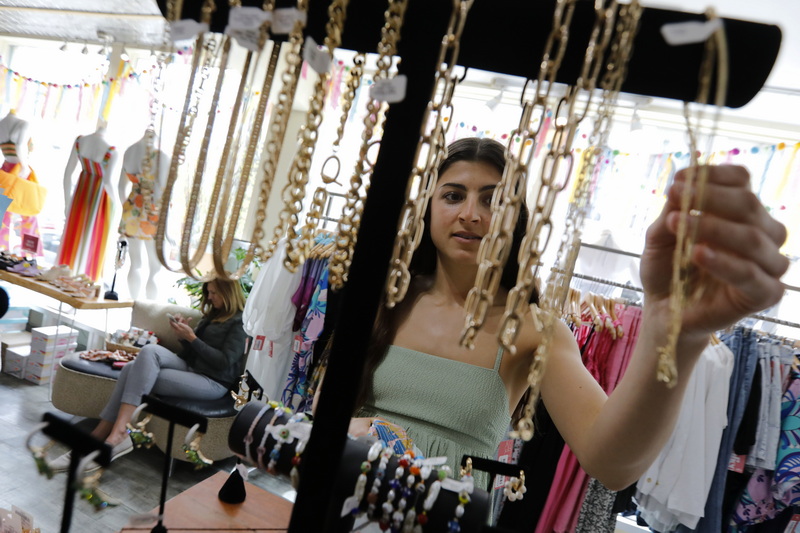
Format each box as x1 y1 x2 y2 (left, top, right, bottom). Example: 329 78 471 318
118 472 293 532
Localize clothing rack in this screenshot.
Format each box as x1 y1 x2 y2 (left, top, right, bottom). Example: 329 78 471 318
321 191 347 229
579 241 800 294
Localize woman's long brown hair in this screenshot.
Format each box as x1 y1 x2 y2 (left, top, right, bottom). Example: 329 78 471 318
353 137 538 412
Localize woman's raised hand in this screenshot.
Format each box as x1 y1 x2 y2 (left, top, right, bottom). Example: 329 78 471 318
640 164 789 341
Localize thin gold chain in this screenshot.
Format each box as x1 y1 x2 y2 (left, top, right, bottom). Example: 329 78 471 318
328 0 408 291
276 0 351 272
179 34 233 277
512 1 643 441
384 0 475 308
211 6 279 280
155 32 215 271
459 0 578 349
657 8 728 386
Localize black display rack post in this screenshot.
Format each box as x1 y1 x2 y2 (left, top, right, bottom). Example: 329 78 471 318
40 412 112 533
141 394 208 533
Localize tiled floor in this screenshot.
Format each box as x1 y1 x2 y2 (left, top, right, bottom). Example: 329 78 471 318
0 372 295 533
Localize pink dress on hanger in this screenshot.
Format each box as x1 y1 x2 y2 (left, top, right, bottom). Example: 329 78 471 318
56 137 115 281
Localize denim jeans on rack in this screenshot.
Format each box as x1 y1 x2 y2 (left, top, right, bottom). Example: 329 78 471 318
675 327 759 533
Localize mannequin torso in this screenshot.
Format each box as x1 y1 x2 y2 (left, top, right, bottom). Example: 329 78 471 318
0 112 32 178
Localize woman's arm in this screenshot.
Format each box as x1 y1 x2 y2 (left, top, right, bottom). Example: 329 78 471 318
541 165 788 491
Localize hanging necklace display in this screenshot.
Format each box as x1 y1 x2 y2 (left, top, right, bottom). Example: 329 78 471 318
384 0 475 308
459 0 578 349
269 0 351 273
178 33 233 276
327 0 408 291
512 1 643 441
211 10 280 280
155 0 219 272
214 0 309 280
657 9 728 387
325 52 365 290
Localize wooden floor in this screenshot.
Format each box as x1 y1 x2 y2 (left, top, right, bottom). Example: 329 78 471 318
0 372 295 533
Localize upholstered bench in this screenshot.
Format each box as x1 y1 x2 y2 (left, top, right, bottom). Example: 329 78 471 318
51 299 242 462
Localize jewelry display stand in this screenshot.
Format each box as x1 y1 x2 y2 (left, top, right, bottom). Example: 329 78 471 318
228 402 490 533
39 412 112 533
140 394 208 533
158 1 781 530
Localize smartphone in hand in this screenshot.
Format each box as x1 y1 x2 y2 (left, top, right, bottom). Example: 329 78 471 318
167 313 178 323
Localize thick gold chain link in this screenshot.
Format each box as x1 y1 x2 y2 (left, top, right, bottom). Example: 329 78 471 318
460 0 577 349
657 9 728 386
328 0 408 291
276 0 351 272
384 0 474 308
511 1 643 441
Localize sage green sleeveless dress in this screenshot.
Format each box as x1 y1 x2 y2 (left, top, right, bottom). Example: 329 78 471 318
358 345 511 489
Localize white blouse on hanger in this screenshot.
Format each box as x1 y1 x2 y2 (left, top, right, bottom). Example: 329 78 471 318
243 239 303 401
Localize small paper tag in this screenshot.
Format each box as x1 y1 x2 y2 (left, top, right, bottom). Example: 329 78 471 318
661 18 723 46
272 8 307 35
293 334 302 352
253 335 265 351
728 453 747 473
169 20 209 43
370 75 407 103
303 36 332 75
784 514 800 533
226 7 272 51
441 477 474 494
21 234 38 254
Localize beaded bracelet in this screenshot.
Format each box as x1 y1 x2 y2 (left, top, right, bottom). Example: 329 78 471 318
402 461 432 533
367 445 394 519
380 456 409 530
257 402 292 471
286 413 312 489
243 404 270 465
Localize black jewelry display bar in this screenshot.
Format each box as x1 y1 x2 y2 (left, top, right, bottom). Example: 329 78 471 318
141 395 208 533
41 412 112 533
152 1 782 531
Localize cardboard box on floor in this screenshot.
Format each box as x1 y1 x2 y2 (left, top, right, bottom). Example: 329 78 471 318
1 330 32 374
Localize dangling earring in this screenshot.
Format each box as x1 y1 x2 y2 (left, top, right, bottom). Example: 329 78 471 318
126 403 154 448
26 422 55 479
74 450 117 511
183 423 213 469
503 470 527 502
231 373 249 410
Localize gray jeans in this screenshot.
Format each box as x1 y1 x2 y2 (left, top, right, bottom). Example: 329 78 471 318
99 344 228 422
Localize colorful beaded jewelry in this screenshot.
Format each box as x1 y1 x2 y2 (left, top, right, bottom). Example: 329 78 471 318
182 423 213 470
74 450 117 511
257 402 292 472
286 412 312 489
503 470 527 502
368 445 394 519
126 403 154 449
242 403 270 465
380 457 409 531
26 422 55 479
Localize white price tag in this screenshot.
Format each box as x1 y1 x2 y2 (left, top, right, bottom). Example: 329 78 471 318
287 421 313 441
169 20 209 43
661 18 723 46
303 36 332 75
441 476 475 494
228 6 272 29
226 7 272 51
370 75 408 103
272 8 308 35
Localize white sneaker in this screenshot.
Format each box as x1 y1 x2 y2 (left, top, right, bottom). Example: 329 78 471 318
49 437 133 474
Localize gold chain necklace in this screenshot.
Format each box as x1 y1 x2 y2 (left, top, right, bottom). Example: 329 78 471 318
657 8 728 387
155 30 215 271
384 0 475 308
179 34 233 276
276 0 351 273
327 0 408 291
513 1 643 441
459 0 578 350
215 0 309 279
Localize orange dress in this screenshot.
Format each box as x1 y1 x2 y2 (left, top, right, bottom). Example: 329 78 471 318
0 141 43 255
56 137 115 281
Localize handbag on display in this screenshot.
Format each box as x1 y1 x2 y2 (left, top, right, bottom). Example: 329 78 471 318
0 164 47 216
